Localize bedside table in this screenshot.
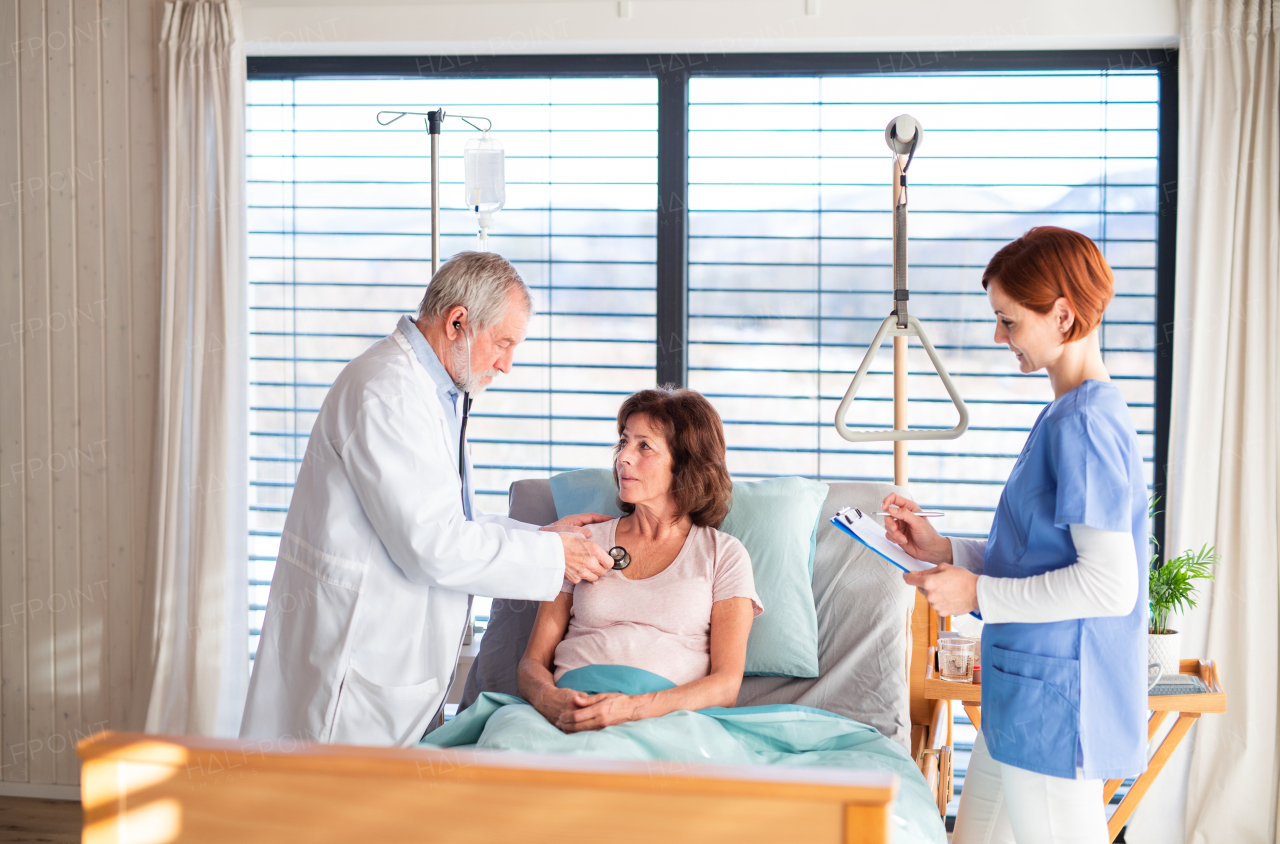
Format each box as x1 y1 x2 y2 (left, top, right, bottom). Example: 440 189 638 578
925 653 1225 842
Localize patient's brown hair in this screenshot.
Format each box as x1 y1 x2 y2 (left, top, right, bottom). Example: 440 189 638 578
982 226 1115 343
613 388 733 529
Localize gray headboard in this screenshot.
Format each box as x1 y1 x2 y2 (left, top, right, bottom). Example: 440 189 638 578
460 478 914 748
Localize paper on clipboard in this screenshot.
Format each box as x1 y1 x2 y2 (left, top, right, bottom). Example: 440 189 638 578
830 506 935 573
831 507 983 620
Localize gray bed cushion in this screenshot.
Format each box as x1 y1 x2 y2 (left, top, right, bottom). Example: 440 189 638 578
460 478 915 749
459 479 558 711
735 482 914 748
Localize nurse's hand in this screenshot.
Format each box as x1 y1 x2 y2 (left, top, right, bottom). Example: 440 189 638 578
881 494 953 564
558 534 614 584
903 564 980 616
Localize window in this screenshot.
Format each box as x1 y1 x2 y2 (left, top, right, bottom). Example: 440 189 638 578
247 76 658 658
684 70 1161 817
247 53 1173 824
687 72 1158 538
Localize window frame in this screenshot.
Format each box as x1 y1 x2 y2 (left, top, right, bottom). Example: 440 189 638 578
246 47 1178 552
248 47 1178 821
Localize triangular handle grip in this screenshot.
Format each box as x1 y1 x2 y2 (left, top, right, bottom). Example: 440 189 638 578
834 314 970 442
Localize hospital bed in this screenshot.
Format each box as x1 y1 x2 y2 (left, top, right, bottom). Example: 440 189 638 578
78 479 951 843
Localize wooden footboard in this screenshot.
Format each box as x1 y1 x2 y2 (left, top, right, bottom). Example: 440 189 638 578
78 731 897 844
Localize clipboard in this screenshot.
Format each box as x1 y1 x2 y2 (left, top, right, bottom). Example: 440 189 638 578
831 506 983 619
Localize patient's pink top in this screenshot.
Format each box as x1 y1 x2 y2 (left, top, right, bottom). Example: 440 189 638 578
553 518 763 687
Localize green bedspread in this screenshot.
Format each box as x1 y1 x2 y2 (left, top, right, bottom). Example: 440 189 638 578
422 665 945 844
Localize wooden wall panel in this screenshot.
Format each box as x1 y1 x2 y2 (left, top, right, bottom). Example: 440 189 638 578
125 0 159 686
48 0 83 787
100 0 137 738
73 0 110 763
1 0 27 789
0 0 159 787
18 0 55 786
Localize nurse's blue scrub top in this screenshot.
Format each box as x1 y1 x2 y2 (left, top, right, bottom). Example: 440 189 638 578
980 379 1149 780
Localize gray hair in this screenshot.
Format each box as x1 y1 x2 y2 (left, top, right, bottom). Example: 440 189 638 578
417 251 532 330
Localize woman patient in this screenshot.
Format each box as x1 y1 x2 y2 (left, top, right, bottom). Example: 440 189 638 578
518 388 762 733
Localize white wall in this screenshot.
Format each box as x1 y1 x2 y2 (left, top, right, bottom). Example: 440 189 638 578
0 0 161 792
243 0 1179 56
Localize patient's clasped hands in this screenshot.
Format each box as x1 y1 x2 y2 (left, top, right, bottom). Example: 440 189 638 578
881 493 980 617
532 686 649 733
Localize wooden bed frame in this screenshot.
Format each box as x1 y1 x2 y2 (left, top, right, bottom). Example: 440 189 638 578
76 597 948 844
77 732 899 843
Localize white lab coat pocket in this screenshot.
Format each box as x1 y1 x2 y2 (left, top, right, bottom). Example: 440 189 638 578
329 666 441 747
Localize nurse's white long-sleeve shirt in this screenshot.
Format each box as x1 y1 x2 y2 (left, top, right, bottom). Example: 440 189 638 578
951 526 1138 623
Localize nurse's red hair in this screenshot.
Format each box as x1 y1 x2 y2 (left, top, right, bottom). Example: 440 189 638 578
982 227 1114 343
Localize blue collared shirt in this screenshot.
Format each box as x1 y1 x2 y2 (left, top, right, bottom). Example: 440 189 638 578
397 315 473 520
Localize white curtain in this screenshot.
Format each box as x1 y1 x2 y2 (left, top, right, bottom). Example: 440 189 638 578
133 0 248 737
1131 1 1279 842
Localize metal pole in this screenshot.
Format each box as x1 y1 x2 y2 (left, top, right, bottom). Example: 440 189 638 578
892 155 908 487
428 109 444 276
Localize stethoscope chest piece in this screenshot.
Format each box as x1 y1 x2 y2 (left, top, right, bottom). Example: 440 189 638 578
608 546 630 570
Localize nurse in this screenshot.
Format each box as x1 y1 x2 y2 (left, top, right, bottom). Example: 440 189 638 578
883 227 1148 844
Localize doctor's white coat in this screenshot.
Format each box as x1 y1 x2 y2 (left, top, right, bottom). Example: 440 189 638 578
240 327 564 747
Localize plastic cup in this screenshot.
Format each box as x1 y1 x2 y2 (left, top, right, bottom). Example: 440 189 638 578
938 638 976 683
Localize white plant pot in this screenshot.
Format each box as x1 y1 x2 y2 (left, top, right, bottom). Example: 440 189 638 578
1148 630 1181 681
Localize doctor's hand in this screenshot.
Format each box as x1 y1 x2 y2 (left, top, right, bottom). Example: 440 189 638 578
558 533 613 584
903 564 980 617
541 512 613 533
881 494 953 565
539 512 612 541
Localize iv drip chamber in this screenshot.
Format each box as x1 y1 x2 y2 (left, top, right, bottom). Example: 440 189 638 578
464 135 505 250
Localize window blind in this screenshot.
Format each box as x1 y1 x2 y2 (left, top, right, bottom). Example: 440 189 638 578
246 77 658 657
687 72 1158 541
685 70 1159 818
246 63 1163 824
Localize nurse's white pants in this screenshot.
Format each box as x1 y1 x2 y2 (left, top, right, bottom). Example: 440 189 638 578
952 731 1110 844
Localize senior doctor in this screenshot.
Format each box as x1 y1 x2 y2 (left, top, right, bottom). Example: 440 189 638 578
241 251 613 747
884 228 1148 844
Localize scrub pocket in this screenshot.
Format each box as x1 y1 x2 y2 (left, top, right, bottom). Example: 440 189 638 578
330 666 440 747
982 645 1080 778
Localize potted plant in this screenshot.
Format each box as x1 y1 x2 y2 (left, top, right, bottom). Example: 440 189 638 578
1148 506 1219 681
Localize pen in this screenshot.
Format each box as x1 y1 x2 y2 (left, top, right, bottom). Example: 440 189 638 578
875 510 945 518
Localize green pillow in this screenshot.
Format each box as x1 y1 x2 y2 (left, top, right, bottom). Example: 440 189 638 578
549 469 827 678
548 468 624 521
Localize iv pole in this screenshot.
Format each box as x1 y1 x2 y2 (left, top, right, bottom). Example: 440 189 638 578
377 109 496 276
429 110 442 276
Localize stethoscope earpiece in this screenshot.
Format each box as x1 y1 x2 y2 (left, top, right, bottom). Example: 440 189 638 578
608 546 630 570
452 316 472 390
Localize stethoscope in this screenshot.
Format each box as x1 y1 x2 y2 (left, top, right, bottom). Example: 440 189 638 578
453 318 473 508
454 314 628 570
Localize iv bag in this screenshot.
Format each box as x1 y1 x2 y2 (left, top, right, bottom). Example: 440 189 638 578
464 136 505 247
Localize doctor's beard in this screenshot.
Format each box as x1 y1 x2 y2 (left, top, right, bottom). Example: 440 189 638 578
450 339 499 394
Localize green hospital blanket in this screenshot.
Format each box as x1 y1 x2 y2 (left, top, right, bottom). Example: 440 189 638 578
423 665 945 844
